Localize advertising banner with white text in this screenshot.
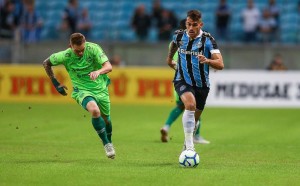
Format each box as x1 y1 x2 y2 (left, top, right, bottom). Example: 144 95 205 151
208 70 300 107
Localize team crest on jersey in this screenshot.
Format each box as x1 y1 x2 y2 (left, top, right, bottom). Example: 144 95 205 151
196 41 202 48
178 41 183 46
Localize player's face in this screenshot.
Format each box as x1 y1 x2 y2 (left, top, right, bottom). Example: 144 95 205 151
186 17 203 39
71 43 85 57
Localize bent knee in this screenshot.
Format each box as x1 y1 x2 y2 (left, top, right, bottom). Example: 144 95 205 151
88 105 101 117
91 109 101 117
185 102 196 111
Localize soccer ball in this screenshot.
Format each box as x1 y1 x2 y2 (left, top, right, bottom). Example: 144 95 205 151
179 150 200 168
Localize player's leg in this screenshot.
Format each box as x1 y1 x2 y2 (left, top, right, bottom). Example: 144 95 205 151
72 91 114 158
181 92 196 150
193 88 210 144
193 117 210 144
160 99 184 142
96 90 115 159
82 96 110 146
101 115 112 143
195 118 201 136
162 102 184 132
175 81 196 151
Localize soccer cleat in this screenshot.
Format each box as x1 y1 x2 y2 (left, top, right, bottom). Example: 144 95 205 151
160 128 168 142
193 136 210 144
104 143 116 159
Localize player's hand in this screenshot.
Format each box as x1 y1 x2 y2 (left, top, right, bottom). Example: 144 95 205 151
56 84 68 96
167 58 177 70
51 78 68 96
89 71 100 80
171 60 177 70
197 55 210 64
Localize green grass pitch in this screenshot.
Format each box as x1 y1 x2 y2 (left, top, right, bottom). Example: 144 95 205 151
0 103 299 186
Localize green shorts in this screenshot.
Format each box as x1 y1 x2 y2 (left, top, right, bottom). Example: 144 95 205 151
71 89 111 116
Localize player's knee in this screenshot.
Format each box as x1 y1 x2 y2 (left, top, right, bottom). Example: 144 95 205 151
185 102 196 111
89 107 101 117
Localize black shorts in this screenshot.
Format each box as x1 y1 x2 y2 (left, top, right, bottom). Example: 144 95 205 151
174 80 210 110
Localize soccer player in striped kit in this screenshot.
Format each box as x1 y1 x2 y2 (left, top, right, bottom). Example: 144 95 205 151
160 19 210 145
166 10 224 151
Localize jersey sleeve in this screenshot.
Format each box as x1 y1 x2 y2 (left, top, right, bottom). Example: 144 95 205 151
206 36 220 54
49 51 68 66
94 44 109 65
172 29 183 45
172 34 177 45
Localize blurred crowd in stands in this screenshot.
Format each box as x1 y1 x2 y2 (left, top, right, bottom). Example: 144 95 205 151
0 0 43 44
1 0 300 45
131 0 178 41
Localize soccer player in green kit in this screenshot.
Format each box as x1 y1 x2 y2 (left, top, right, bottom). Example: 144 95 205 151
160 19 210 144
43 33 115 159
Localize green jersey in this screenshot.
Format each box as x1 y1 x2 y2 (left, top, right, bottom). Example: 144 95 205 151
49 42 109 93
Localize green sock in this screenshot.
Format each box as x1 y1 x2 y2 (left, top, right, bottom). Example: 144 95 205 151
92 117 110 145
165 106 183 126
106 117 112 143
195 118 201 136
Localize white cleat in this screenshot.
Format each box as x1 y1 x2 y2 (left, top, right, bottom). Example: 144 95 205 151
193 136 210 144
104 143 116 159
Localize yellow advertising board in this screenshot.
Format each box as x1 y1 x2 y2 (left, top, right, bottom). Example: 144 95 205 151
0 65 175 105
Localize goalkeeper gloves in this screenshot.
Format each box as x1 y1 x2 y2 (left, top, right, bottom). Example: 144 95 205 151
51 78 67 96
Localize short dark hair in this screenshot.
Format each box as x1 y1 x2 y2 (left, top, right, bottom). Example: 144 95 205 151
187 10 202 21
70 33 85 45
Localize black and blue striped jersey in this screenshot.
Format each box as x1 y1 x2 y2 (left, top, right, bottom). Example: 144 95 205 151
172 29 220 88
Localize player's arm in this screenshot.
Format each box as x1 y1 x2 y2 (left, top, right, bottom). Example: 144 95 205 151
89 61 112 80
166 42 178 70
42 57 68 96
198 53 224 70
198 34 224 70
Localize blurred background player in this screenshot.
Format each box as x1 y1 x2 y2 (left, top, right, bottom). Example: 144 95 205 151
167 10 224 151
42 33 116 159
160 19 210 144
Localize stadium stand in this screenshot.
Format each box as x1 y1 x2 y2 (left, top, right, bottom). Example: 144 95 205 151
32 0 300 43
